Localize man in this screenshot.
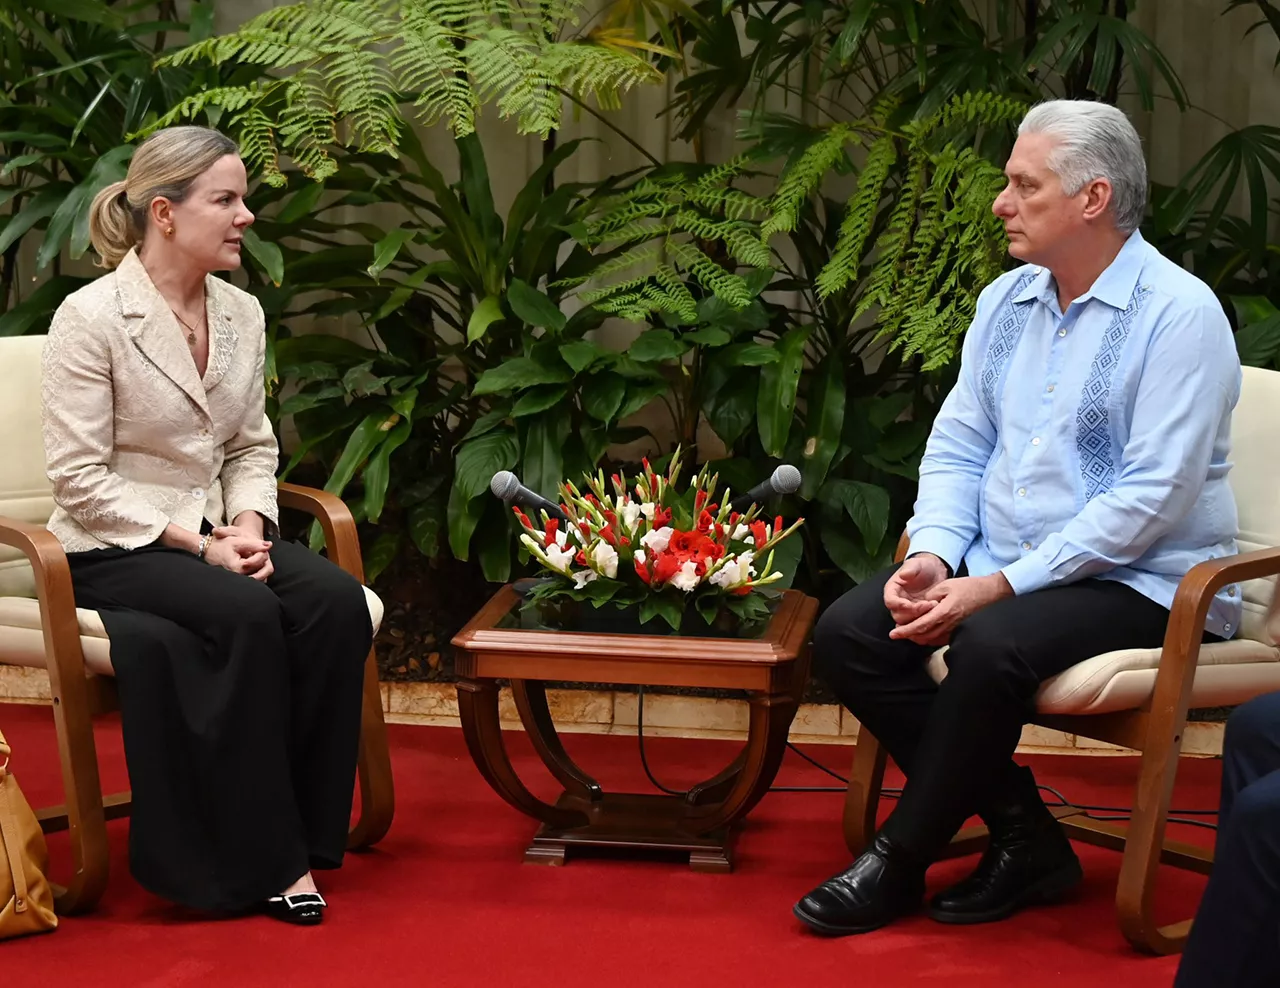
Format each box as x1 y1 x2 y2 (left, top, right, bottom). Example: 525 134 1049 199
794 99 1241 937
1175 691 1280 987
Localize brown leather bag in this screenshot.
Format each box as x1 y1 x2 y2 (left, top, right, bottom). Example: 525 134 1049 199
0 727 57 939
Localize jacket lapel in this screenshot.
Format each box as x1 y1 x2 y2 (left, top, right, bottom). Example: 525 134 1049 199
116 249 211 418
200 276 239 392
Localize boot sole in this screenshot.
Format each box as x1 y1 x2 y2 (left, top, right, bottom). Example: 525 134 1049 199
792 901 909 937
926 860 1085 926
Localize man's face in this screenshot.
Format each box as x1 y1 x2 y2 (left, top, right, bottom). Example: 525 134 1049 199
992 132 1095 266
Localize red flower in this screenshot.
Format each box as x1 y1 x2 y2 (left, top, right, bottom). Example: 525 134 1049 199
694 490 708 514
775 515 784 535
750 520 769 546
544 518 560 544
576 550 588 567
670 530 700 557
635 557 652 583
697 510 715 533
652 506 672 527
652 552 680 584
513 506 533 530
599 525 619 546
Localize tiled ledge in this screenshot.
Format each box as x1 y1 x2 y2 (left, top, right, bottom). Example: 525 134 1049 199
0 665 1224 757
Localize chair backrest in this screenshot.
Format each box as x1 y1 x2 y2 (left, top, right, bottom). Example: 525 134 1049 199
1230 365 1280 645
0 336 54 599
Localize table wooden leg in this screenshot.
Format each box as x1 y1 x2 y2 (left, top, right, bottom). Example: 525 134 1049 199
682 691 797 834
684 750 747 806
455 678 587 829
511 680 604 802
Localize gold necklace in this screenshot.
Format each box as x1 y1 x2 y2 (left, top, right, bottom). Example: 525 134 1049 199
172 304 206 347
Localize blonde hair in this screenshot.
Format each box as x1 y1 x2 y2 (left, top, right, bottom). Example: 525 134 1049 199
88 126 239 268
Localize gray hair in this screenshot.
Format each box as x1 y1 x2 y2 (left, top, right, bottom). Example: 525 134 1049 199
1018 100 1148 234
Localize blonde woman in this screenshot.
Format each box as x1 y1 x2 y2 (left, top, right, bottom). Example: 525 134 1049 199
41 126 374 925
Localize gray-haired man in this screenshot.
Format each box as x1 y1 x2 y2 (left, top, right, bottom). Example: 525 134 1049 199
794 100 1240 937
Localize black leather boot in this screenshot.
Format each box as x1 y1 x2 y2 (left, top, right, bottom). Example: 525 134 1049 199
793 832 927 936
928 766 1082 924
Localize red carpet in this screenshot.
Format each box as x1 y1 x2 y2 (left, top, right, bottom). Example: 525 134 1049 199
0 703 1214 987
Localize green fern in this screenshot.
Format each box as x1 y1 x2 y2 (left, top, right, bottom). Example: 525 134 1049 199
148 0 663 185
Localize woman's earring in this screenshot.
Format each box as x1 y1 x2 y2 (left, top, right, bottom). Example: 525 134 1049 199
165 226 175 237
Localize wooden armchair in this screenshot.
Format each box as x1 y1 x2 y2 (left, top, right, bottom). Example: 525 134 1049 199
0 335 394 914
843 364 1280 955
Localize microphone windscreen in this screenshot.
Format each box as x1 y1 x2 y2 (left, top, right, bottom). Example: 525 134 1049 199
490 470 520 500
771 464 802 495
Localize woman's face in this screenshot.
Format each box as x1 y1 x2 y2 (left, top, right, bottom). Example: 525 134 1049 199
158 154 255 272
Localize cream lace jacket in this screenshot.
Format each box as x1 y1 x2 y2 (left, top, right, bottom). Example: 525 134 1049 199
41 248 279 553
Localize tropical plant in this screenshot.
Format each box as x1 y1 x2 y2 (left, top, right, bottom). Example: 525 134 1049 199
148 0 667 186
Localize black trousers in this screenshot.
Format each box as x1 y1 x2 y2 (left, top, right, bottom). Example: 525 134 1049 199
812 565 1179 859
67 538 372 912
1175 692 1280 988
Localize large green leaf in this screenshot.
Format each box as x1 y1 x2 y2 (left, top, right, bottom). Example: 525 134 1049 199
0 188 61 254
800 355 846 499
0 276 84 336
241 226 284 286
453 427 520 500
472 356 571 396
757 326 811 456
507 277 567 332
362 417 413 522
824 478 891 555
476 501 513 583
368 228 415 279
363 530 401 584
323 409 397 499
408 497 445 558
523 406 572 500
629 329 688 363
512 385 570 417
467 294 504 344
447 480 487 559
581 372 627 422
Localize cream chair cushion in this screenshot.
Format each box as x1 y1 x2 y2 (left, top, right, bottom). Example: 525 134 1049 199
925 365 1280 717
0 334 383 680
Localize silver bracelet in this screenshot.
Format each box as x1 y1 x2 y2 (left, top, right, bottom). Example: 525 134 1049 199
196 533 213 559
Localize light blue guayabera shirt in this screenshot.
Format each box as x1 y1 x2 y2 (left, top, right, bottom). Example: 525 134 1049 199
907 230 1243 638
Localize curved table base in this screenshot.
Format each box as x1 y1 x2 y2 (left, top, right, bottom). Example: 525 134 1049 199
460 677 799 873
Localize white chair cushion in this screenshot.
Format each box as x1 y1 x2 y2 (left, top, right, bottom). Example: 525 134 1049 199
925 637 1280 716
0 586 384 679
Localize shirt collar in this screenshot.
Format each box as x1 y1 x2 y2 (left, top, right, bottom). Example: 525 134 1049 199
1011 229 1148 311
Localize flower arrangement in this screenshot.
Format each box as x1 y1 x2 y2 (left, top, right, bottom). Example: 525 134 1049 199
513 448 804 632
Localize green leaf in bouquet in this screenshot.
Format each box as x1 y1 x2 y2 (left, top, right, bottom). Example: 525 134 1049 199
762 528 804 590
695 592 721 625
640 593 685 631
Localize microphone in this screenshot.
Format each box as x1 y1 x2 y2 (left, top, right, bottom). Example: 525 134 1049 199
490 470 567 522
728 464 802 513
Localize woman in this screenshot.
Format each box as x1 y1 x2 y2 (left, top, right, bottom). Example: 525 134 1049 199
41 126 376 925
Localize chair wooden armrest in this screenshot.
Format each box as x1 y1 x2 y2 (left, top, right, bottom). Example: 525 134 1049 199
277 482 366 583
274 482 394 848
0 515 108 913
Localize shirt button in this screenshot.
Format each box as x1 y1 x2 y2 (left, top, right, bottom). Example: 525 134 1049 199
1021 541 1032 550
1224 623 1233 634
1031 437 1041 446
1017 488 1027 497
192 487 205 499
1046 385 1055 393
1057 328 1067 337
1227 585 1237 597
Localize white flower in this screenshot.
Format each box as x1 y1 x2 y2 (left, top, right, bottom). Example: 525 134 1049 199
670 559 702 593
555 527 568 548
590 540 619 579
543 543 575 574
641 526 673 553
633 549 647 566
709 551 755 590
620 500 643 533
571 569 598 590
640 502 657 521
731 524 750 540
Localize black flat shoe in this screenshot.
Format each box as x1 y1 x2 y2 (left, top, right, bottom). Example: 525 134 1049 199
262 891 326 925
793 832 926 937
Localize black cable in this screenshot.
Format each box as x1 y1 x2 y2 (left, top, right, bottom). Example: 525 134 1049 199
634 707 1214 828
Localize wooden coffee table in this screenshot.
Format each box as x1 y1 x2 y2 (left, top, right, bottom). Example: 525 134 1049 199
451 586 818 872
